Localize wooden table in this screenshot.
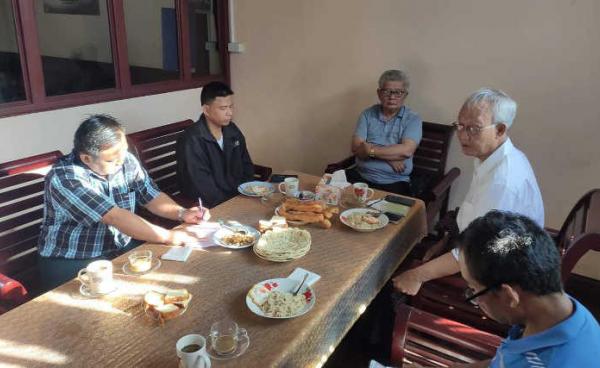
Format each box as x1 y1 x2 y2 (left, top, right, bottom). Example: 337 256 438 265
0 173 427 367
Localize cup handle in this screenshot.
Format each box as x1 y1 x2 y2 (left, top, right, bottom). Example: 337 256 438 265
278 182 286 193
366 188 375 200
77 269 89 285
238 327 249 339
199 353 211 368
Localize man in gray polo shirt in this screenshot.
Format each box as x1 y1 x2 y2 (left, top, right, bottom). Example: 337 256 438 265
349 69 423 195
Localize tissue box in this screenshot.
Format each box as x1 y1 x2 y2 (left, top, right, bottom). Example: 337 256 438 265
316 176 342 205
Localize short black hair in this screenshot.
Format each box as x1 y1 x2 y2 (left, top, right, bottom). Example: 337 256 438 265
458 210 562 295
74 114 124 157
200 81 234 105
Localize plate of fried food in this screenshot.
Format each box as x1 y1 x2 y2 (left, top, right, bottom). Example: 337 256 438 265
253 227 311 262
238 181 275 197
340 208 389 232
143 288 192 324
213 225 260 249
275 198 339 228
246 278 315 319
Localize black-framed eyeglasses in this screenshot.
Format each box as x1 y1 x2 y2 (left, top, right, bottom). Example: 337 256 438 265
451 121 497 137
379 88 408 98
464 284 501 305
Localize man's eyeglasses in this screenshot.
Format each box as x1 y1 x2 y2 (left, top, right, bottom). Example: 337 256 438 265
464 284 501 306
379 89 408 98
452 122 497 137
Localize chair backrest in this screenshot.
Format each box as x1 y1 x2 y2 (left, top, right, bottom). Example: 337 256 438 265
412 121 455 179
391 303 502 367
561 232 600 283
555 189 600 255
0 151 63 294
127 120 194 196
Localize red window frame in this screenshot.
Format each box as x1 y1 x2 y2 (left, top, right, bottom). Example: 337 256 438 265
0 0 230 118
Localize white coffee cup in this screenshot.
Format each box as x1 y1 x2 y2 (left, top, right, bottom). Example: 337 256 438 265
77 260 113 294
352 182 375 203
278 177 300 197
176 334 211 368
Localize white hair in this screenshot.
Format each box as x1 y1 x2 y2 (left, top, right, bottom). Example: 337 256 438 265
378 70 410 91
463 88 518 128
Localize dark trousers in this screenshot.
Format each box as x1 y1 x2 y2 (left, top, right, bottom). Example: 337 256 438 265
345 167 411 196
38 239 143 292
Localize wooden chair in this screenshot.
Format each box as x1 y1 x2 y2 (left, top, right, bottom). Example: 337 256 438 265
127 119 196 207
406 188 600 337
127 120 274 207
0 151 63 298
0 272 28 314
391 303 502 367
325 121 460 234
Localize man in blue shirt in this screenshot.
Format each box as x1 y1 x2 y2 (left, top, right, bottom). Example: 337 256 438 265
349 69 423 195
455 211 600 367
38 115 210 290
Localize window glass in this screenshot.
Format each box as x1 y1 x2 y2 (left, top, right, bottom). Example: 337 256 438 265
189 0 221 77
0 0 26 103
35 0 116 96
124 0 180 85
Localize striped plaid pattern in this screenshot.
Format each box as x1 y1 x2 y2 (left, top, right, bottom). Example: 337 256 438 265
38 152 160 259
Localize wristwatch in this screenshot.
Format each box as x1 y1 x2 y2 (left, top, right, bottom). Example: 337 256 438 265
177 208 185 222
368 147 376 158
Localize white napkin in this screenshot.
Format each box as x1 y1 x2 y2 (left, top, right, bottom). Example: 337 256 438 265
182 222 221 248
161 246 193 262
329 169 351 189
288 267 321 288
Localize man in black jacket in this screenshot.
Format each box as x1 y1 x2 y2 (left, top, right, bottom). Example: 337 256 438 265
176 82 254 208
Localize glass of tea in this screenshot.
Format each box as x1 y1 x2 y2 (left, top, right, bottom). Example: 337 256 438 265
209 320 248 356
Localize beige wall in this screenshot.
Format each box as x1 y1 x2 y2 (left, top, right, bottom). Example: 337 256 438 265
0 0 598 276
230 0 600 277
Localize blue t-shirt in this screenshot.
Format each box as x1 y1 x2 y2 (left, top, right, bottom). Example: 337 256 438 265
354 104 422 184
490 297 600 368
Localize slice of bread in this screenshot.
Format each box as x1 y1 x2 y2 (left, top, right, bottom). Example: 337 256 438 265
154 303 182 320
164 289 190 304
144 290 165 307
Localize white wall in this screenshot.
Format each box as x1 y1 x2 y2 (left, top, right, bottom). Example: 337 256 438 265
0 89 202 163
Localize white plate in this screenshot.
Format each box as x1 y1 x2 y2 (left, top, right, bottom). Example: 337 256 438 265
238 181 275 197
274 205 307 226
79 282 118 298
122 258 161 276
213 225 260 249
246 278 315 319
340 208 389 232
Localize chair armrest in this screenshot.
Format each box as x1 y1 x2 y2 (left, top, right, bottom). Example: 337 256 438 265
253 164 272 181
430 167 461 198
324 156 355 174
0 274 28 303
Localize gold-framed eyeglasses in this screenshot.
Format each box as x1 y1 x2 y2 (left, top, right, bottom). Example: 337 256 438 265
452 122 497 137
379 89 408 98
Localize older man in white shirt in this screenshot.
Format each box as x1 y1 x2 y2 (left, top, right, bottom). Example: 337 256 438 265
393 87 544 295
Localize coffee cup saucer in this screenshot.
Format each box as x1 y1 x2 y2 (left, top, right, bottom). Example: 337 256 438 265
122 258 161 276
79 282 118 298
206 334 250 360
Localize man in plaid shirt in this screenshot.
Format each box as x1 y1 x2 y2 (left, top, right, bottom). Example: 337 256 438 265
38 114 209 290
